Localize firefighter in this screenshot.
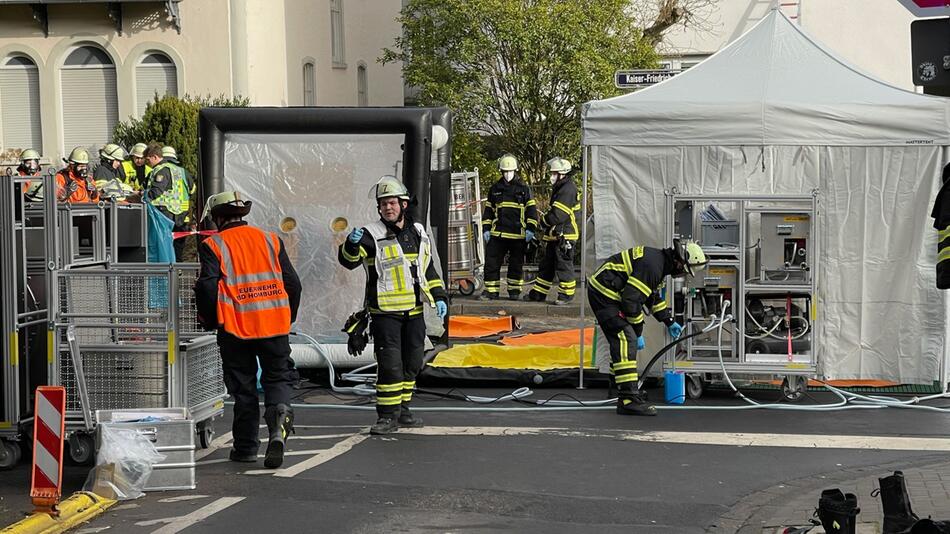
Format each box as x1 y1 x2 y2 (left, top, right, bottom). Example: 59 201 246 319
15 149 41 193
480 154 538 300
122 143 151 191
934 163 950 289
54 147 97 204
144 143 194 261
93 144 127 183
526 157 580 305
338 175 448 435
588 241 707 415
194 191 302 468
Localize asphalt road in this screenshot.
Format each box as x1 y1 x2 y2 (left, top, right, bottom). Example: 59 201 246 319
2 386 950 533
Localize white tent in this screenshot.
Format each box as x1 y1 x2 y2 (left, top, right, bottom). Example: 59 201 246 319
582 10 949 384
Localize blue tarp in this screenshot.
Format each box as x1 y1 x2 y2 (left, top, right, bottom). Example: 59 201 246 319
146 203 175 309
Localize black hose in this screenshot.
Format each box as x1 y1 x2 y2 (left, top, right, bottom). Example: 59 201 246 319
636 327 708 391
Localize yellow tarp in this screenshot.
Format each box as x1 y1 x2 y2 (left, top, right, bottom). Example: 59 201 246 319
430 343 595 370
500 327 593 347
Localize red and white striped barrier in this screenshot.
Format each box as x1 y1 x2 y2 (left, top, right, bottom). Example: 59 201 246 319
31 386 65 514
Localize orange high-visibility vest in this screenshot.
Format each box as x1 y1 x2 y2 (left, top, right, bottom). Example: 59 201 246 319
204 225 291 339
55 171 93 203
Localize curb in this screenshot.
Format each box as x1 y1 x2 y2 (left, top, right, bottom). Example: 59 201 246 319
0 492 116 534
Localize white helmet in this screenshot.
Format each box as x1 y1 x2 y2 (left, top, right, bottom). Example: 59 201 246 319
675 240 708 276
369 175 410 200
546 157 572 174
202 190 252 221
498 154 518 172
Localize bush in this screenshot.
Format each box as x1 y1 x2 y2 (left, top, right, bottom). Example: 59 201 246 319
113 94 249 176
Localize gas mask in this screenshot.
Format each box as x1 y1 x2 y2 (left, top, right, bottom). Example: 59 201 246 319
549 173 560 185
23 160 39 174
502 170 515 182
74 165 88 179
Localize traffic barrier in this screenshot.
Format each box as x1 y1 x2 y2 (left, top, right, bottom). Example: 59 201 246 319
30 387 65 515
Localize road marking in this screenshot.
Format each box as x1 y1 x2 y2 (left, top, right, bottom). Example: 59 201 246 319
275 433 369 478
158 495 210 503
258 424 365 429
143 497 245 534
290 433 354 440
195 431 233 460
76 527 111 533
205 448 338 467
392 426 950 451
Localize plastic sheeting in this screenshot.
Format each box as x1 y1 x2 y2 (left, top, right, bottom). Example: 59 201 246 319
428 343 594 371
224 133 408 341
590 144 947 384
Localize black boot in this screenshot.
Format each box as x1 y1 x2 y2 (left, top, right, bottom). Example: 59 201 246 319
479 291 499 301
263 404 294 469
908 518 950 533
370 416 398 435
816 489 860 534
507 291 521 301
875 471 919 533
524 291 546 302
398 407 424 428
554 294 574 306
616 392 657 416
228 449 257 463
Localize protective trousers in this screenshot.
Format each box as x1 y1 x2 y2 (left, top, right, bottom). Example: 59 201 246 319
217 332 294 455
528 241 576 299
371 313 426 417
483 237 526 297
589 291 638 396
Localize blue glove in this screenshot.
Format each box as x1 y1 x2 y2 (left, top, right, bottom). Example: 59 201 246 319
637 336 646 351
483 231 491 243
668 322 684 340
347 227 364 243
435 300 448 319
525 229 535 242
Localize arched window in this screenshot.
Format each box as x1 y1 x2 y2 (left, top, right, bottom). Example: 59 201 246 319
136 52 178 117
0 55 42 153
61 45 117 154
303 61 315 106
357 63 367 107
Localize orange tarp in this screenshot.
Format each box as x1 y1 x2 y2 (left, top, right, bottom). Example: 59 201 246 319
448 315 514 339
500 328 594 348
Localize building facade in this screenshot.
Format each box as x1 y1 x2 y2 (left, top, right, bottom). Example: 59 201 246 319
661 0 917 91
0 0 405 163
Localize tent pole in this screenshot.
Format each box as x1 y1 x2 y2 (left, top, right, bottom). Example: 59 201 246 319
577 146 590 389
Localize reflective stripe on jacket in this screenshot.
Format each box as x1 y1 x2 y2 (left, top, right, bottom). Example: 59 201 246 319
149 162 190 215
204 225 291 339
364 221 436 312
542 177 580 241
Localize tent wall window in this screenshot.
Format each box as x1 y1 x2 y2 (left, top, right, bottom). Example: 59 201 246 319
61 45 118 155
0 55 42 153
135 52 178 117
303 61 315 106
331 0 345 67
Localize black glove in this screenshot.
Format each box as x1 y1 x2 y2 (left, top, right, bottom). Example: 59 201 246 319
342 309 369 357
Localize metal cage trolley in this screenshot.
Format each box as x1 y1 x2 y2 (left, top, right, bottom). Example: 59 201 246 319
664 191 820 401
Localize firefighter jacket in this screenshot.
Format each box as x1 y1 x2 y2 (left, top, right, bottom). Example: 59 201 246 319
16 167 37 193
121 160 151 190
933 168 950 289
588 246 675 336
195 221 302 339
147 158 194 225
55 168 97 203
541 176 580 241
481 177 538 239
93 162 125 183
338 217 447 315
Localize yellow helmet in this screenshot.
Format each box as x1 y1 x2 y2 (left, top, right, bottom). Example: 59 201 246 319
130 143 148 158
67 147 90 165
99 143 126 161
20 149 40 162
161 146 178 160
546 157 572 174
370 175 410 200
202 190 252 221
676 240 708 276
498 154 518 172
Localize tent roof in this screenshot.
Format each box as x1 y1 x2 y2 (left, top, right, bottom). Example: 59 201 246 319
582 10 950 146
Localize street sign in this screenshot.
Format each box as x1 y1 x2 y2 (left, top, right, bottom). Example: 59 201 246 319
897 0 950 18
614 69 682 89
911 18 950 86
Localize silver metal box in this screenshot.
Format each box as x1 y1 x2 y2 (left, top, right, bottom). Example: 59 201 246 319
759 213 810 284
96 408 196 491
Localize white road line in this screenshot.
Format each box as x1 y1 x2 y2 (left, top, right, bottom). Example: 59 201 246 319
158 495 210 503
392 426 950 451
201 447 337 468
146 497 245 534
275 433 369 478
290 433 354 440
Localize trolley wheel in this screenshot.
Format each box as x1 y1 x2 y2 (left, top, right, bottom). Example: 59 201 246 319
197 421 215 449
686 374 704 399
0 441 19 470
67 432 95 466
457 279 476 296
782 375 807 403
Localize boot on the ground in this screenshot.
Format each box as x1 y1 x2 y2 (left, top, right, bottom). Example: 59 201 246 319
815 488 860 534
370 416 398 435
263 403 294 469
398 407 424 428
875 471 919 534
616 391 657 416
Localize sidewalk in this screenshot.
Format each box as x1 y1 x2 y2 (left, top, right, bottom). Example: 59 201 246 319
712 456 950 533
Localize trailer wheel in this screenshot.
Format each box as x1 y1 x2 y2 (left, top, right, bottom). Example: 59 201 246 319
68 432 95 465
457 279 476 296
782 375 807 403
686 374 704 399
0 441 19 470
197 421 215 449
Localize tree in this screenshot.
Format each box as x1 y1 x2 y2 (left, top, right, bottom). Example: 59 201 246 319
113 94 249 177
382 0 660 185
